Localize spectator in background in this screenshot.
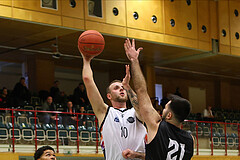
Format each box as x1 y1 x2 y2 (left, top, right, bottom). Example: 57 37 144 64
63 101 78 126
12 77 30 107
79 106 87 127
153 99 163 115
0 87 9 109
58 91 68 110
50 80 60 103
73 83 89 107
40 96 62 124
174 87 183 97
203 105 214 121
160 93 169 110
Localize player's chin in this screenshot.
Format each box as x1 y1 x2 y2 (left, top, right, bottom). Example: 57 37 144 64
117 97 128 102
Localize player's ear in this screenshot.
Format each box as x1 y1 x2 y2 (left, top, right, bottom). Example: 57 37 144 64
107 93 112 100
166 112 172 120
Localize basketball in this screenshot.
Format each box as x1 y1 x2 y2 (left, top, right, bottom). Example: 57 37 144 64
78 30 105 57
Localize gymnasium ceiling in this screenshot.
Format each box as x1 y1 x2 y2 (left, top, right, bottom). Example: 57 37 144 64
1 18 240 81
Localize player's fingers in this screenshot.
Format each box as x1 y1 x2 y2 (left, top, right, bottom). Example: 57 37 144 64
124 42 127 51
122 150 128 158
137 47 143 53
126 65 130 77
132 39 135 49
126 38 131 48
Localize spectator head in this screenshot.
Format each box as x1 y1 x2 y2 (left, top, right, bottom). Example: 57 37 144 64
60 91 65 97
207 105 212 110
80 106 85 112
162 94 191 123
34 145 56 160
79 83 85 91
46 96 53 104
54 80 59 87
20 77 25 85
153 99 159 107
2 87 7 96
67 101 73 109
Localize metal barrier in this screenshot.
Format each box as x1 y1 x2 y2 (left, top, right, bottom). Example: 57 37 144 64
0 107 98 153
0 107 239 156
185 119 240 156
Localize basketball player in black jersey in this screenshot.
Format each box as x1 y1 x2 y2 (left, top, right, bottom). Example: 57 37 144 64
124 38 194 160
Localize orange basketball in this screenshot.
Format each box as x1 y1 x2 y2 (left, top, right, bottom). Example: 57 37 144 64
78 30 105 57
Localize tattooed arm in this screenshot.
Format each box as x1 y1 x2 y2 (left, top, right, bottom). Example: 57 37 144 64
122 65 143 122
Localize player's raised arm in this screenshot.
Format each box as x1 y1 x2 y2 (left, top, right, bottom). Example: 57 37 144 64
79 30 107 125
124 38 161 140
122 65 143 122
81 54 108 125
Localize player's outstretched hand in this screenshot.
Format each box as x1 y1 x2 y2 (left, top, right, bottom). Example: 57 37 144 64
78 47 94 62
124 38 143 61
122 149 145 159
122 149 135 159
122 65 130 90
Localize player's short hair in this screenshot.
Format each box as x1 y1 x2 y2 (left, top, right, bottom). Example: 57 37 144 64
106 80 122 94
168 94 191 122
34 146 55 160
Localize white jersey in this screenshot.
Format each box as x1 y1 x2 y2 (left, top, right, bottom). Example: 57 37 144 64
100 106 147 160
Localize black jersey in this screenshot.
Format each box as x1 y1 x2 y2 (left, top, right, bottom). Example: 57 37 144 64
146 120 193 160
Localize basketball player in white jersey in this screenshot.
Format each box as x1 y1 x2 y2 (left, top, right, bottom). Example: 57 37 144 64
81 52 147 160
124 39 194 160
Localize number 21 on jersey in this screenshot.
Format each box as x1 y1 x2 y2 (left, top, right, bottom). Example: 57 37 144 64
166 138 185 160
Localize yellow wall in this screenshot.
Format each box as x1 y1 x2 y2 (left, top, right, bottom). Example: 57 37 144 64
0 153 19 160
0 0 240 55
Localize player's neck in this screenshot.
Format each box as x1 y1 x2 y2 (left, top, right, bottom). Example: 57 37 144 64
166 119 181 128
111 101 126 109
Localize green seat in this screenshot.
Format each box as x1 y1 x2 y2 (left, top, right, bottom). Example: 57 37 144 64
35 129 45 141
227 137 234 147
203 127 210 137
235 138 239 147
29 117 39 125
220 137 226 146
212 133 220 147
46 130 56 141
69 131 78 142
0 115 4 124
17 116 28 124
58 130 68 139
90 131 100 142
9 129 21 141
80 131 90 142
22 129 33 141
0 128 8 140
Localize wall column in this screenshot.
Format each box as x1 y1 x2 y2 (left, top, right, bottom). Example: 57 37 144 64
143 64 156 99
27 57 55 93
220 80 230 109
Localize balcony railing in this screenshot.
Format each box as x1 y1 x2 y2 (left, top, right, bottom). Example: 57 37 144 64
0 107 99 153
0 107 239 156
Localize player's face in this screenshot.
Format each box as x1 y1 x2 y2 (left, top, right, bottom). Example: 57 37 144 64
162 101 171 120
108 82 128 102
38 150 56 160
